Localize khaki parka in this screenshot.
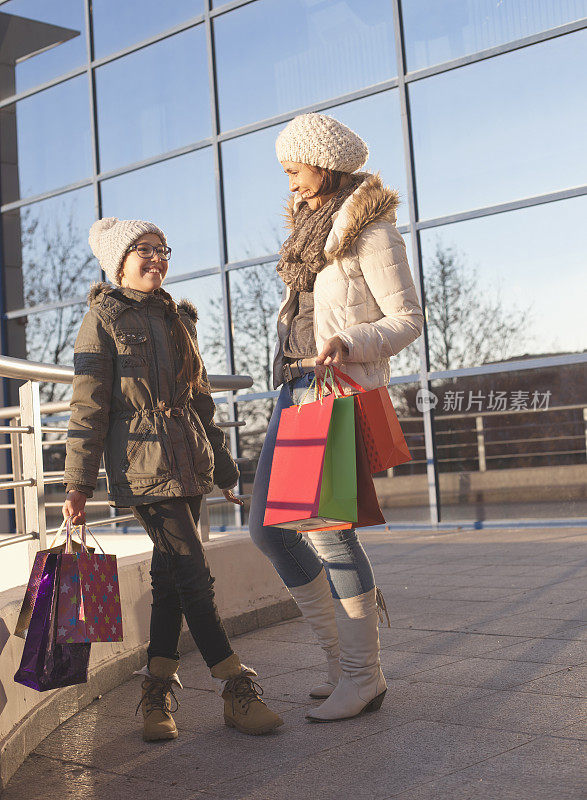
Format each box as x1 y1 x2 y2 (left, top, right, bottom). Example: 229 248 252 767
63 283 239 507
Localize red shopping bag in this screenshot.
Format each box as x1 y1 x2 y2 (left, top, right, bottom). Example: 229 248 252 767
332 368 411 474
355 416 386 528
56 524 123 644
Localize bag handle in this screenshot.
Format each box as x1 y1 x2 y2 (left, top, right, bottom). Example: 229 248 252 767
47 517 68 549
48 517 89 551
80 524 106 555
295 371 334 410
331 366 366 394
294 366 356 409
317 366 345 398
65 517 91 554
61 519 106 555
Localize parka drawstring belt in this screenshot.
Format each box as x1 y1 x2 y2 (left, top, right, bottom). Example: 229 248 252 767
140 401 187 418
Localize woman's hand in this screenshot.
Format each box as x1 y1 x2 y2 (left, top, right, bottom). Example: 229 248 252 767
314 335 349 378
62 490 87 525
222 488 244 506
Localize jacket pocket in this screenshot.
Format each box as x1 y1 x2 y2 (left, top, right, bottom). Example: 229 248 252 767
121 417 171 477
116 330 148 346
118 354 147 377
186 410 214 475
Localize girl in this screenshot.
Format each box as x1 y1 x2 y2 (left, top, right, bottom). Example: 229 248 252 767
62 217 283 740
249 113 424 721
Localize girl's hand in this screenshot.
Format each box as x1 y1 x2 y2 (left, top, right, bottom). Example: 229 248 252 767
62 490 87 525
222 488 244 506
314 336 349 378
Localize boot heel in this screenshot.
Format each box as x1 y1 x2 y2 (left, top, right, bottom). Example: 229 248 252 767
365 690 386 712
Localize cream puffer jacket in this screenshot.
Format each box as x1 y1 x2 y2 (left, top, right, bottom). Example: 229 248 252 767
273 172 424 391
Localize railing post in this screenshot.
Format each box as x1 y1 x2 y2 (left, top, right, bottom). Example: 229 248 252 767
476 415 486 472
9 417 25 535
583 407 587 462
19 381 47 552
199 497 210 543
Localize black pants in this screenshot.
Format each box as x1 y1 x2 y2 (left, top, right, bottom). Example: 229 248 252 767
131 496 233 669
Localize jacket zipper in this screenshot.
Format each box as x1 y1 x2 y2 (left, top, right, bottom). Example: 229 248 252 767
146 311 161 402
146 311 180 480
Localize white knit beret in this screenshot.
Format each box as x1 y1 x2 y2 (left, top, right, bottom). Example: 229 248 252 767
275 113 369 173
88 217 167 285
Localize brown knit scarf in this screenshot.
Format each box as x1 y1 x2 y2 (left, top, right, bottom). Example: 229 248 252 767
276 174 364 292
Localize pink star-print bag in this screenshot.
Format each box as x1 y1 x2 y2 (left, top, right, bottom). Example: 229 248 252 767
56 522 123 644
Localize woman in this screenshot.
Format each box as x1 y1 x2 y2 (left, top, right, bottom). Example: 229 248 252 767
249 113 424 721
62 217 283 739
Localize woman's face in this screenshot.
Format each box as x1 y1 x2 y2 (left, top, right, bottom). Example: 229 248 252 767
119 233 169 292
281 161 322 203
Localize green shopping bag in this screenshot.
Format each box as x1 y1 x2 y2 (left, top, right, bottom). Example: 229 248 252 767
318 394 358 522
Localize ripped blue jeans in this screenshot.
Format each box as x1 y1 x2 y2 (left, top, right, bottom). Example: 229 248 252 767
248 372 375 600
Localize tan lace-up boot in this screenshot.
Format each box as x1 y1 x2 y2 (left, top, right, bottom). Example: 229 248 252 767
136 657 181 741
211 654 284 735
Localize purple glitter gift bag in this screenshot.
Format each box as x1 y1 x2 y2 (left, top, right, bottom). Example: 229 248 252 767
14 554 90 691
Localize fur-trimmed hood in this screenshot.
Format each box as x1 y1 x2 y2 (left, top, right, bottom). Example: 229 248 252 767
87 281 197 324
284 172 400 261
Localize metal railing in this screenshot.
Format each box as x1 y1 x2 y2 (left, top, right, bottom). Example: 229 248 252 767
386 403 587 473
0 355 253 552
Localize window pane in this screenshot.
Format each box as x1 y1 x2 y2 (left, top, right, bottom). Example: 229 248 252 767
227 261 283 395
166 273 226 375
0 0 86 101
222 91 407 263
214 0 397 131
378 382 429 524
95 28 210 172
234 396 277 527
221 124 284 264
329 91 408 227
22 303 85 401
1 188 98 315
429 364 587 522
420 196 587 372
0 76 92 203
403 0 587 71
410 30 587 220
100 149 219 273
91 0 204 58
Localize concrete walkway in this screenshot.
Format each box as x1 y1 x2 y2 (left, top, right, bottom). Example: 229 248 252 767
4 526 585 799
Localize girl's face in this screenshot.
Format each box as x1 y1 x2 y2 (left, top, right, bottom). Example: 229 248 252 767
119 233 169 292
281 161 323 206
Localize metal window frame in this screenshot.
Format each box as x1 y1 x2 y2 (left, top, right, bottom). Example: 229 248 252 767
0 0 585 526
391 0 439 524
0 1 583 112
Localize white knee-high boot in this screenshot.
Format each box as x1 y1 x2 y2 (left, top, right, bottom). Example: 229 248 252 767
306 587 387 721
288 569 341 698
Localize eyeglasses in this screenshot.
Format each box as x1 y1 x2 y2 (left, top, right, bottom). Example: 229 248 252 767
127 243 172 261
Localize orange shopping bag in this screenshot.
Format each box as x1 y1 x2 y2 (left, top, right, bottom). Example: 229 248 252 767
331 367 412 475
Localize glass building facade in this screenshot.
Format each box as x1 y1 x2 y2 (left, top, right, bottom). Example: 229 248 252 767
0 0 585 528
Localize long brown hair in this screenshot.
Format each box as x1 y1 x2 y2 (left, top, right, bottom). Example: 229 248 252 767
171 316 209 395
307 165 347 196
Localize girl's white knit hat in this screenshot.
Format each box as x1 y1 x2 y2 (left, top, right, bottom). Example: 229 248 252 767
88 217 167 285
275 113 369 173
